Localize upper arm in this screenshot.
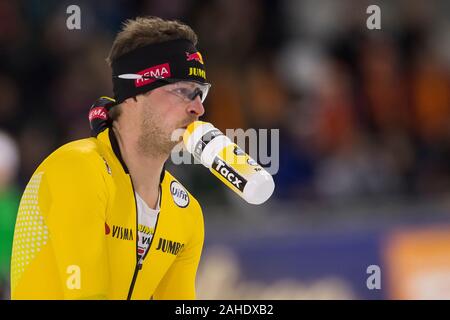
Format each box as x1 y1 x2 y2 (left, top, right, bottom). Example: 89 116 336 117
44 152 110 299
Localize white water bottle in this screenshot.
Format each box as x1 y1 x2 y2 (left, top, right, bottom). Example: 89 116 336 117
183 121 275 205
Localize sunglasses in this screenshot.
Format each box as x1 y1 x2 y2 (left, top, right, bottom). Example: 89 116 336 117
115 74 211 103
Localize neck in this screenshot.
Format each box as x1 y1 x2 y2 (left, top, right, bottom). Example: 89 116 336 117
112 126 165 210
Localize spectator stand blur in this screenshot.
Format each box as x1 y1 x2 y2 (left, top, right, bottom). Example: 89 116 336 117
0 131 20 299
1 0 450 300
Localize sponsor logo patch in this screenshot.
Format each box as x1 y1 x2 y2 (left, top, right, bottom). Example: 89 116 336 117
110 225 134 240
212 157 248 192
170 181 190 208
135 63 171 87
188 67 206 79
88 107 108 121
155 237 185 256
186 51 204 64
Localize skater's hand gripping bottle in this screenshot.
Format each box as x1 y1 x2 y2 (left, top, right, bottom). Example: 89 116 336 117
183 121 275 205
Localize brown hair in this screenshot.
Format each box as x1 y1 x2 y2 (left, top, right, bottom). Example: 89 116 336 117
106 16 198 67
107 16 198 121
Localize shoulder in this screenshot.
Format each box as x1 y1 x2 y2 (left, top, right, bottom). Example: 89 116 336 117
51 137 101 161
35 137 107 184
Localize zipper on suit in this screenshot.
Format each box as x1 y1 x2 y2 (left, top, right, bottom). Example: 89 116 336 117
127 182 162 300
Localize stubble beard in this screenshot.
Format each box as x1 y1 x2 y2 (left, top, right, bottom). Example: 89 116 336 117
137 110 178 158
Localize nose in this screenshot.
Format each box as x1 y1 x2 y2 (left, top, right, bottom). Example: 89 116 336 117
187 96 205 117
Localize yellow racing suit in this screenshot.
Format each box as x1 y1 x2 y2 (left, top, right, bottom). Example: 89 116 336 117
11 127 204 299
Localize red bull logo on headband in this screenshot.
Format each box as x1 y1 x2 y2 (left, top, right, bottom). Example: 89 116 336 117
186 51 204 65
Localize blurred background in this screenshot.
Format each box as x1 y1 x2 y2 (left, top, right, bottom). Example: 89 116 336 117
1 0 450 299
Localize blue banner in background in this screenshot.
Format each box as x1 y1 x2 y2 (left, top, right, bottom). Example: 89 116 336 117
199 227 386 299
